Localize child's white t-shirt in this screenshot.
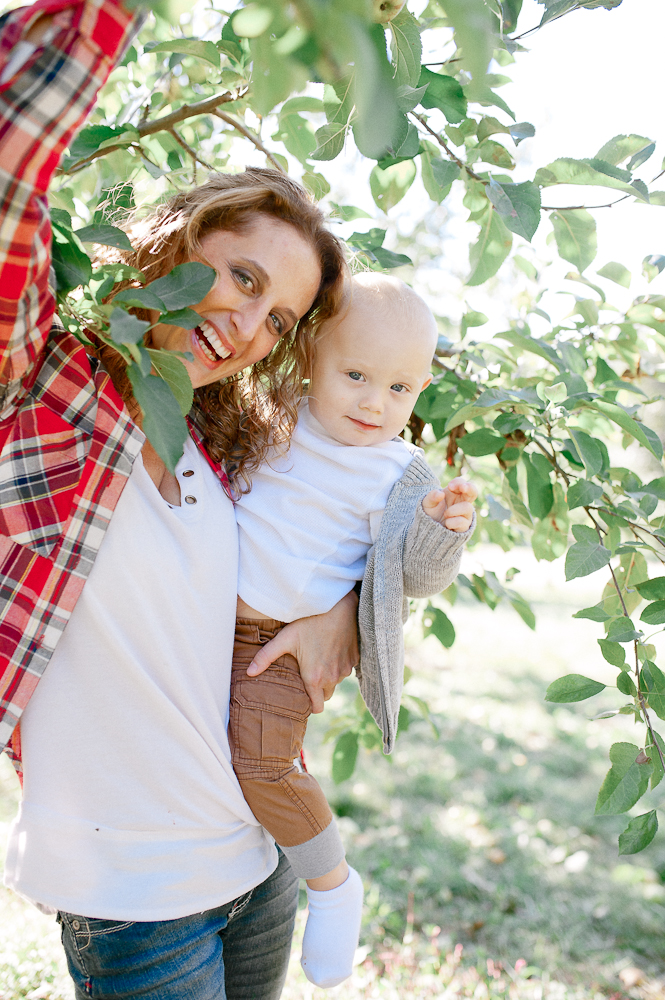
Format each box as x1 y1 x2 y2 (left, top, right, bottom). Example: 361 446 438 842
235 399 416 622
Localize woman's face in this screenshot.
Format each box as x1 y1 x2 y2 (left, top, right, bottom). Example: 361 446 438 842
150 215 322 389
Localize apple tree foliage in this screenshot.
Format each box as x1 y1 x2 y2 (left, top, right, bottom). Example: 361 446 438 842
51 0 665 854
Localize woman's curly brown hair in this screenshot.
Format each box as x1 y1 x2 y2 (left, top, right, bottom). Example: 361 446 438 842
96 168 347 492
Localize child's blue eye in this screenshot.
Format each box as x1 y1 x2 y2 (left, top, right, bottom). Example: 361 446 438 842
348 371 363 381
391 383 407 392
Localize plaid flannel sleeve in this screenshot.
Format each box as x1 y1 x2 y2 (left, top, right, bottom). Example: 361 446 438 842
0 0 139 386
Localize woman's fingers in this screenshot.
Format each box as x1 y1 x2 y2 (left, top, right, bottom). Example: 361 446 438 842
247 590 359 714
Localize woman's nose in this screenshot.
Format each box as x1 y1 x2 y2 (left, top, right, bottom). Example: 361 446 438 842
230 302 266 343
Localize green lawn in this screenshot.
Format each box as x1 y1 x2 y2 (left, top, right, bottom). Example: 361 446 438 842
1 547 664 999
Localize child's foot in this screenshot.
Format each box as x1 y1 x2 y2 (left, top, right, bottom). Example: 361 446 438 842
301 866 364 988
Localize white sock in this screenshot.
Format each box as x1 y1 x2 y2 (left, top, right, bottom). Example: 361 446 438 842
300 866 364 989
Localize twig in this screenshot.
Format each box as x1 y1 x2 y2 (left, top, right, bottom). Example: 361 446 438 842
531 435 571 486
509 2 583 41
410 113 484 182
591 516 665 773
541 194 631 212
212 109 286 172
169 127 214 171
56 90 244 175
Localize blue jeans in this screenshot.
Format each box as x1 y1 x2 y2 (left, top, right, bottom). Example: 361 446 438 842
58 851 298 999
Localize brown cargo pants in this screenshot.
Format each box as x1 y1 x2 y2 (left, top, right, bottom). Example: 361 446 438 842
229 618 345 880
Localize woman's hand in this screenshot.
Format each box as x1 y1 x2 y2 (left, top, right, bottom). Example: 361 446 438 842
246 590 359 713
422 477 478 532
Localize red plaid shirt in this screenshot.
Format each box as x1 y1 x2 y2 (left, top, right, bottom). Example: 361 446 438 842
0 0 146 777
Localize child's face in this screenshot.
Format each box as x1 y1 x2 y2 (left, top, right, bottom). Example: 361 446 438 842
308 299 435 447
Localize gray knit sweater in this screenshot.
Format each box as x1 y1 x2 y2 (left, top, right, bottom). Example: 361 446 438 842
357 452 475 755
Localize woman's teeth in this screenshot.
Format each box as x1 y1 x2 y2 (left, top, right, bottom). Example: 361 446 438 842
195 321 232 362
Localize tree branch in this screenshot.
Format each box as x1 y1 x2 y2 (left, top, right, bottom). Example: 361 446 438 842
169 127 214 171
57 90 244 176
410 112 485 182
212 109 286 173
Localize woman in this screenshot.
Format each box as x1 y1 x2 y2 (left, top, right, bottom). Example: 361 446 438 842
0 2 355 997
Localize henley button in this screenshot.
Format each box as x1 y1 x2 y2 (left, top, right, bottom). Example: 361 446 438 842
185 495 197 504
182 470 194 477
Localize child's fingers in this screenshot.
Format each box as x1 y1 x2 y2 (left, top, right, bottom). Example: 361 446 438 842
444 514 473 532
422 488 447 515
446 477 479 502
443 500 474 532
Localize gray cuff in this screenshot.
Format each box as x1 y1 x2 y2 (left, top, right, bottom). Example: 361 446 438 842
278 820 345 880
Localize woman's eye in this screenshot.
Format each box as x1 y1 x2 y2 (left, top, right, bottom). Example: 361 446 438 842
270 313 284 336
391 383 407 393
348 371 364 381
234 270 253 289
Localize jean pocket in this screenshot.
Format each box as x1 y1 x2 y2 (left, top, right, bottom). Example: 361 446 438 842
60 912 136 950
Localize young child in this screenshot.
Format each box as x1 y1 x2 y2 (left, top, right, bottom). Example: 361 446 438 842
231 273 477 988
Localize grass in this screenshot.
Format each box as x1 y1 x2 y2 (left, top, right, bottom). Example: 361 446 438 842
1 545 665 999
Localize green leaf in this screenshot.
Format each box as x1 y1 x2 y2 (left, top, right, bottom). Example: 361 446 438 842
619 811 658 855
536 156 641 196
302 171 331 201
648 730 665 789
642 661 665 720
509 594 536 630
569 428 604 478
598 638 626 667
573 604 611 622
523 453 554 519
545 673 606 703
146 350 194 417
423 605 456 648
595 134 654 166
420 143 459 203
566 479 603 510
158 308 204 330
69 124 126 160
636 577 665 600
597 261 631 288
127 368 188 474
369 160 417 212
467 206 512 286
311 122 347 161
606 616 642 643
113 287 166 311
595 742 651 815
616 671 636 697
109 308 150 345
487 180 541 241
551 209 597 273
418 68 467 123
351 24 403 160
459 427 504 456
389 9 422 88
146 38 220 67
272 111 317 164
640 601 665 625
330 203 371 222
76 224 133 251
232 4 273 37
590 399 662 459
147 263 216 312
51 223 93 293
565 539 611 581
332 731 359 784
372 247 412 269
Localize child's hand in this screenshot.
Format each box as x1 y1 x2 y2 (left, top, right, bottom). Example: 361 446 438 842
422 477 478 532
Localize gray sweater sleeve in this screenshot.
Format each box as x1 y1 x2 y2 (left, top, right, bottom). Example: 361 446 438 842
402 502 476 598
